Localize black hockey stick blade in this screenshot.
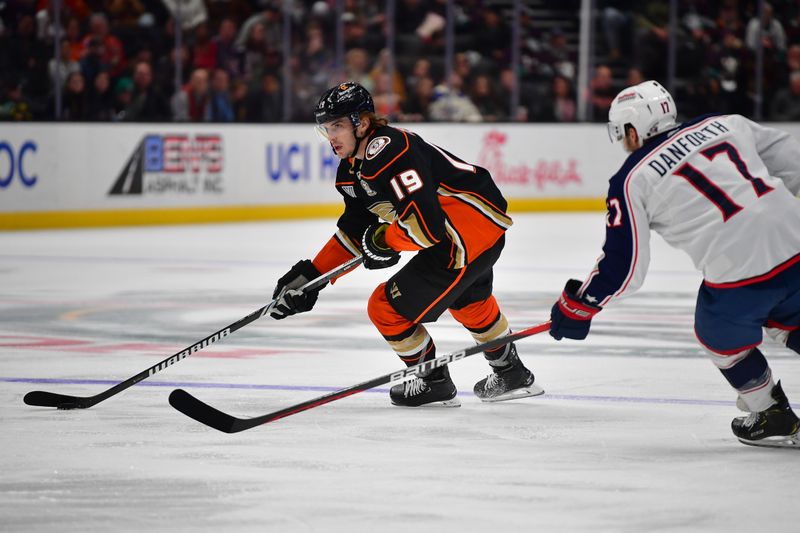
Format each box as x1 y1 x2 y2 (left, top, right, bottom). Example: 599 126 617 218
23 256 363 410
23 391 90 410
169 321 552 433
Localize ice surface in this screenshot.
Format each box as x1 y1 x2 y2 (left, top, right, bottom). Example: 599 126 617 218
1 214 797 532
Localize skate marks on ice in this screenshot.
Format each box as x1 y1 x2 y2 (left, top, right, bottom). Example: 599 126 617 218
5 287 788 361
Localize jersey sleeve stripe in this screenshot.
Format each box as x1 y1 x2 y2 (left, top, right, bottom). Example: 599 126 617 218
360 130 410 180
444 219 467 269
616 169 642 299
429 143 477 173
312 233 361 282
334 229 361 256
397 213 437 248
397 200 440 244
437 184 512 229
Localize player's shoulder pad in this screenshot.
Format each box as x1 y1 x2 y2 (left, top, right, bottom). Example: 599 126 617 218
360 126 411 180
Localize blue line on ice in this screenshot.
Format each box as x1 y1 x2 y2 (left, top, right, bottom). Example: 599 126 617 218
2 376 736 406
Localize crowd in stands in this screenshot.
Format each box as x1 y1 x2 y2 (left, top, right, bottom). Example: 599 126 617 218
1 0 800 123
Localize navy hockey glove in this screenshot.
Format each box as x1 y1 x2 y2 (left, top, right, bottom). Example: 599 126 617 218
269 260 324 320
549 279 602 341
361 224 401 270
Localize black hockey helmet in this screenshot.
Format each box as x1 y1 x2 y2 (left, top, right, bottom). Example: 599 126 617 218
314 82 375 128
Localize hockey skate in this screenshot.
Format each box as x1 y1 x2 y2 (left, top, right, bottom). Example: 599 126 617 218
732 381 800 449
474 343 544 402
390 366 460 408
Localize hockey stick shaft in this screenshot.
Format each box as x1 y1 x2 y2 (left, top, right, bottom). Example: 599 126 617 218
23 256 363 409
168 320 552 433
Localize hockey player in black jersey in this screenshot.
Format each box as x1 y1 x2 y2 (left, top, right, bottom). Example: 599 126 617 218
268 81 544 407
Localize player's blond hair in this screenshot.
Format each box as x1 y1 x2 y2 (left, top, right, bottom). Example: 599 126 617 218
361 112 389 129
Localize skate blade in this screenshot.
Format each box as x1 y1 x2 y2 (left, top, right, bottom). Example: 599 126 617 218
478 384 545 403
738 432 800 449
391 397 461 408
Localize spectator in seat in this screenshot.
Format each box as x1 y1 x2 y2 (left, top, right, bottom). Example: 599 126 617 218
469 73 506 122
214 17 240 77
209 68 234 122
344 48 375 93
770 71 800 121
81 12 126 77
125 61 170 121
372 71 402 120
58 71 88 121
173 68 210 121
429 73 482 122
0 79 34 121
192 22 218 71
49 37 81 90
746 2 786 54
400 75 434 122
590 64 616 121
245 71 282 122
543 75 577 122
87 70 116 121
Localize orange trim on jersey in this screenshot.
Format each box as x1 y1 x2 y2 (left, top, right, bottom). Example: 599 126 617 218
449 296 500 330
439 196 505 261
385 200 440 251
402 201 438 242
312 234 359 284
360 130 409 180
335 181 355 186
385 224 422 251
367 283 416 337
439 183 509 219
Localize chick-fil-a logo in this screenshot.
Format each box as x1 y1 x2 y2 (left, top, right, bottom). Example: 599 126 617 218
477 130 581 190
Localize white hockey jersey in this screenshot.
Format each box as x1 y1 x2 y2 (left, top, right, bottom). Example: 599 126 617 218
581 113 800 307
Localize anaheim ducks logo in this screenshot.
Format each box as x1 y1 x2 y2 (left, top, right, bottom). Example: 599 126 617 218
366 136 391 160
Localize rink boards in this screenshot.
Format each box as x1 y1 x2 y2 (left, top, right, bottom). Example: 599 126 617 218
0 122 617 229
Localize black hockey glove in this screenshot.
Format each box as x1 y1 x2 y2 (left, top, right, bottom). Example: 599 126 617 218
269 259 324 320
549 279 602 341
361 223 401 270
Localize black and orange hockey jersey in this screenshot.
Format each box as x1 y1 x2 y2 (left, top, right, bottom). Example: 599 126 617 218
312 125 513 276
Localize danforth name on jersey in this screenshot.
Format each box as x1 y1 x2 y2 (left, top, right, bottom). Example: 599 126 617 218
582 113 800 307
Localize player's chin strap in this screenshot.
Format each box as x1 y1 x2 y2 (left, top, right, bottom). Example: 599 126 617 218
348 113 374 159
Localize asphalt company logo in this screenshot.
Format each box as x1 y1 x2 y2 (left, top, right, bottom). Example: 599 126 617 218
109 134 224 196
365 136 390 160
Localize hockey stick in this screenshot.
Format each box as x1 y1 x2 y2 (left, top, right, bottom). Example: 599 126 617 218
23 256 364 410
168 320 552 433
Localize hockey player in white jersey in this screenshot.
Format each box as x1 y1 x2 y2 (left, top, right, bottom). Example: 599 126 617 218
549 80 800 448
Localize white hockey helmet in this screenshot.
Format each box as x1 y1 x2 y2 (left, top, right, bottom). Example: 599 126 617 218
607 80 677 144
